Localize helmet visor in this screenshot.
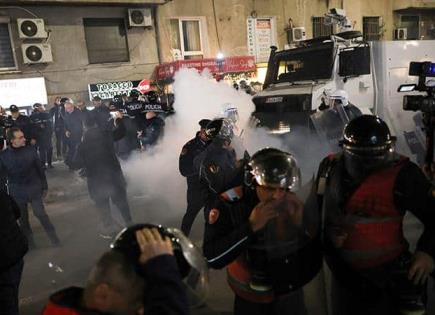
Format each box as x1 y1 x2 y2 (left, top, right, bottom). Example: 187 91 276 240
166 228 209 307
250 153 301 192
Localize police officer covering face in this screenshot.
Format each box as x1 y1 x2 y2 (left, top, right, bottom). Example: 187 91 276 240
203 148 322 315
179 119 211 236
315 115 435 315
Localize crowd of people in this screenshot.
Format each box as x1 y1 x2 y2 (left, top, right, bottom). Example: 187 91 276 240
0 85 434 315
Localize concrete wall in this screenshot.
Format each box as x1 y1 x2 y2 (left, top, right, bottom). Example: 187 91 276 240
156 0 431 64
0 5 159 103
394 0 435 10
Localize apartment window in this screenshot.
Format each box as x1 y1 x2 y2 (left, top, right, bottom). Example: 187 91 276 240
0 19 16 71
83 18 129 64
170 18 203 60
312 17 333 38
401 15 420 40
363 17 381 41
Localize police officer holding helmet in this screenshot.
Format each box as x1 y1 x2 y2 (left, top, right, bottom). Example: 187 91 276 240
315 115 435 315
203 148 322 315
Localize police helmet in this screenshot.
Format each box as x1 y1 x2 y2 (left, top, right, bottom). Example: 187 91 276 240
145 90 159 103
129 89 141 100
247 148 301 192
328 89 349 106
222 103 239 124
111 223 208 307
341 115 394 157
205 118 234 142
112 94 123 104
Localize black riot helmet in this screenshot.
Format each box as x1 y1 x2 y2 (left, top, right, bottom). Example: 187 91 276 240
111 223 208 307
145 90 159 103
205 118 234 143
246 148 301 192
341 115 394 156
341 115 396 177
129 89 141 100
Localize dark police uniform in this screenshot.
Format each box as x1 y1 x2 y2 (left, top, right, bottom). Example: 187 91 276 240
139 116 165 149
90 105 111 131
63 108 84 170
49 103 66 158
316 153 435 315
31 111 53 167
195 139 238 195
75 119 132 233
0 145 59 247
179 127 209 236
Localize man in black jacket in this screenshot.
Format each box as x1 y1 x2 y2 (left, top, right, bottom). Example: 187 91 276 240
43 227 189 315
179 119 210 236
63 99 83 170
75 113 132 238
31 103 54 169
0 191 28 315
0 127 60 248
90 96 111 131
49 97 66 158
8 105 36 146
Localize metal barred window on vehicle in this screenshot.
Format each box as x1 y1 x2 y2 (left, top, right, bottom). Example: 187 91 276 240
275 43 334 83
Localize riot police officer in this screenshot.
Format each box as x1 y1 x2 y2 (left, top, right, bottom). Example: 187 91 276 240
203 148 322 315
192 118 240 221
138 111 165 150
31 103 53 169
311 89 362 151
179 119 211 236
315 115 435 315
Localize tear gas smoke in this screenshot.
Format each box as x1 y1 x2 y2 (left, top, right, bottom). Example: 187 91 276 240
122 69 327 223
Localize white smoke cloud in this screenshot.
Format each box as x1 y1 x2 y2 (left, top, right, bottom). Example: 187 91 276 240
122 68 326 222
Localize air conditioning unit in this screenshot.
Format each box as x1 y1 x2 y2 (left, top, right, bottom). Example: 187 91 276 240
17 18 47 39
128 8 152 27
394 28 407 40
21 44 53 64
287 27 306 43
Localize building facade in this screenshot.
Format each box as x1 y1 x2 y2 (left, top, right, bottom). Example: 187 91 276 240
0 0 434 104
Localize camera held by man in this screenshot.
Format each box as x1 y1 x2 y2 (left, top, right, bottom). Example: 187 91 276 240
398 61 435 180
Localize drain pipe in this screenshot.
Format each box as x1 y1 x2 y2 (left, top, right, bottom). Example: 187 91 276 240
152 4 163 64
